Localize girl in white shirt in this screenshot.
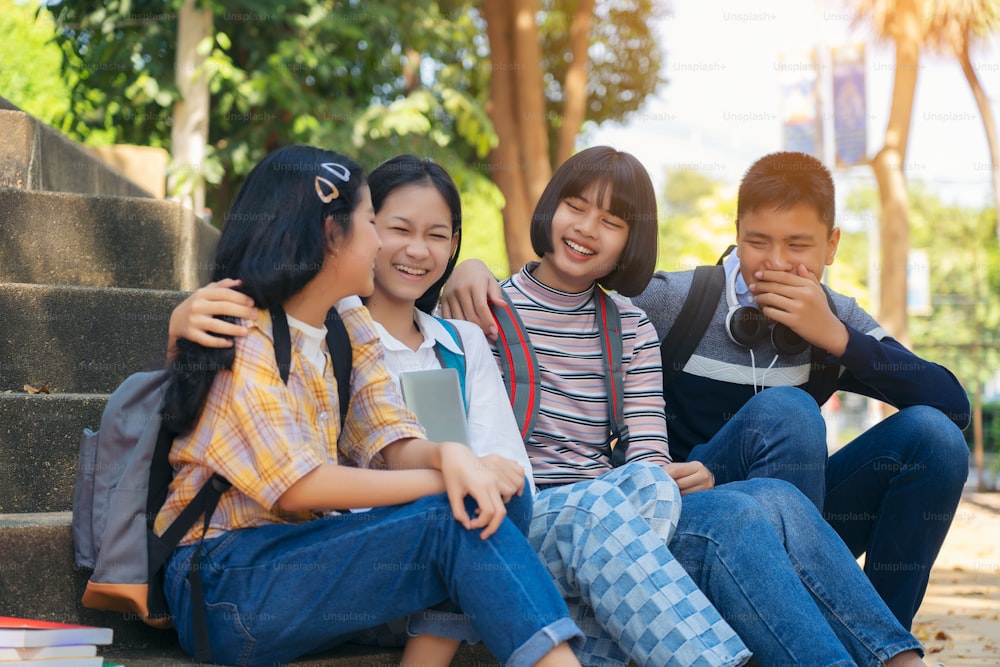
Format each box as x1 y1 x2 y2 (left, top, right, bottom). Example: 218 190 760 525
363 154 533 490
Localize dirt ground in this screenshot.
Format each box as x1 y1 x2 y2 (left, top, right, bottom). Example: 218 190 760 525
910 490 1000 666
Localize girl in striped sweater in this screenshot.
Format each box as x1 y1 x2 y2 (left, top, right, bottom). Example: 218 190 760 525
441 145 930 667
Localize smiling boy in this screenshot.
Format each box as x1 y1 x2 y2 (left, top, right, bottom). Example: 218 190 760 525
634 151 971 629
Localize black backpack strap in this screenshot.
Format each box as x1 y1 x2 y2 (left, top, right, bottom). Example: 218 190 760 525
491 291 541 444
594 290 628 467
185 475 230 662
271 307 293 384
147 417 230 662
324 307 353 425
660 265 726 388
274 305 352 423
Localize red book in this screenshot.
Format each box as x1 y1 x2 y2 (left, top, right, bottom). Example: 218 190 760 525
0 617 112 648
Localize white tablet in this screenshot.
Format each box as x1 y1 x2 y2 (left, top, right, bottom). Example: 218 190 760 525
398 368 470 445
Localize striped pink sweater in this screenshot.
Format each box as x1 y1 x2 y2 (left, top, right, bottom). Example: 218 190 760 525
498 264 671 486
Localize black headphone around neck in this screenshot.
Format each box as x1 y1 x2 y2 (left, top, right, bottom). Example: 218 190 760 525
724 259 810 355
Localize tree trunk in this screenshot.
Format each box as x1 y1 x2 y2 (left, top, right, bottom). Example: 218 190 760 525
955 34 1000 245
482 0 531 275
482 0 550 275
556 0 595 165
170 0 213 292
169 0 212 217
512 0 551 209
870 0 920 348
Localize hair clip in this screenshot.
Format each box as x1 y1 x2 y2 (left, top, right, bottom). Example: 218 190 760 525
314 162 351 203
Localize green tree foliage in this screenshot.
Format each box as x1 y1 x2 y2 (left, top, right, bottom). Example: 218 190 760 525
843 185 1000 398
661 166 719 216
539 0 664 162
46 1 495 220
44 0 662 273
656 169 736 272
0 0 76 133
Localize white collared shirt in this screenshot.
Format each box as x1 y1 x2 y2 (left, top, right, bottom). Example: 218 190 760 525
375 307 535 493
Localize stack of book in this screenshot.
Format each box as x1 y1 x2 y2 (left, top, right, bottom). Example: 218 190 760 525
0 616 114 666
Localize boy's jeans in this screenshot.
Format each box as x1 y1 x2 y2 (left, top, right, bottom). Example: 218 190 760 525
671 479 923 667
689 386 968 627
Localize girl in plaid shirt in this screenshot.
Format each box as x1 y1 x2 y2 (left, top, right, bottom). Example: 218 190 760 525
159 145 583 667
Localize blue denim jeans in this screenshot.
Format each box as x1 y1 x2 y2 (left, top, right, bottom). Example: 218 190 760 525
163 492 581 667
688 387 829 509
405 481 534 642
669 479 923 667
528 462 751 667
825 405 968 627
689 386 968 627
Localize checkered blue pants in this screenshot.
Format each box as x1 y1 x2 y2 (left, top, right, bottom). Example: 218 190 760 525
530 462 750 667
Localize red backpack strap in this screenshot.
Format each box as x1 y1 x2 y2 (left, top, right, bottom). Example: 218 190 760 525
490 291 540 444
594 290 628 467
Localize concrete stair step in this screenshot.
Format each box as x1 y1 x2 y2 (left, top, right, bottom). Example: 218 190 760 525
0 188 218 290
0 283 186 394
0 107 154 198
0 513 497 665
0 392 106 513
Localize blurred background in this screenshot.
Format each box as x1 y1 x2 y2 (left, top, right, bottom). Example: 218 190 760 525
2 0 997 488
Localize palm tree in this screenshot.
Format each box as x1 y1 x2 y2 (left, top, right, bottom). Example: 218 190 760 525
923 0 1000 244
851 0 1000 490
849 0 922 349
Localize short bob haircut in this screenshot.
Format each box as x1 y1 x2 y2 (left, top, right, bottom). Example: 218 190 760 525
737 151 836 232
530 146 658 297
165 144 366 435
368 155 462 314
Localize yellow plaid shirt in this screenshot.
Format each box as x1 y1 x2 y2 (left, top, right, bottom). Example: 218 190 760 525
154 303 426 545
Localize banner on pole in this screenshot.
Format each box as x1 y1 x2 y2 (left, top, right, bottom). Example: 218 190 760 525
779 49 822 159
832 45 868 167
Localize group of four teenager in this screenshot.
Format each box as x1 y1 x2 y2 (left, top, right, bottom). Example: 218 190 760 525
160 143 965 666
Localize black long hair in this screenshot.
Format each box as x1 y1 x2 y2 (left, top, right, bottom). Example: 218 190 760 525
162 145 366 435
368 154 462 313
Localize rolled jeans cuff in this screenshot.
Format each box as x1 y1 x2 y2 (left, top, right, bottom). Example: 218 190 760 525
406 609 481 644
507 617 583 667
870 638 924 667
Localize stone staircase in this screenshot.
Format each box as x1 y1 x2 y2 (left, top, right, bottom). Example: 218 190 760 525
0 100 496 665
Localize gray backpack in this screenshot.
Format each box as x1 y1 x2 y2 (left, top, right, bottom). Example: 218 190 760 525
72 307 352 660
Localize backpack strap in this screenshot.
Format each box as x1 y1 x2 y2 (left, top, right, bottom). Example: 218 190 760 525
432 318 468 412
324 307 353 426
660 265 725 389
594 290 629 467
147 419 230 661
491 289 629 467
272 306 352 425
491 291 541 444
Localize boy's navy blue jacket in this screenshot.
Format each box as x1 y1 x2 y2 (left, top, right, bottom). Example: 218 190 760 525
634 268 972 462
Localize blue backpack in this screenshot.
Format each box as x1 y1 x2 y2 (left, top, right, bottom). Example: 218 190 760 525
432 317 467 411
